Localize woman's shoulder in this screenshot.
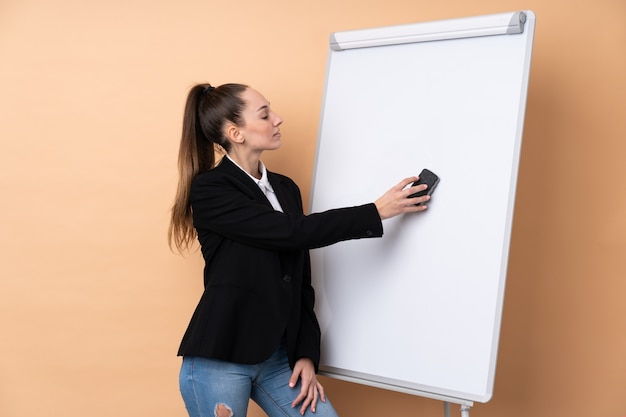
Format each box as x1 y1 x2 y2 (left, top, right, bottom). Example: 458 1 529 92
191 169 225 189
268 170 299 191
268 170 294 183
190 172 242 203
192 158 241 185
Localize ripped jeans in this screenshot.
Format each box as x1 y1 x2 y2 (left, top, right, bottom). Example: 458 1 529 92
179 344 339 417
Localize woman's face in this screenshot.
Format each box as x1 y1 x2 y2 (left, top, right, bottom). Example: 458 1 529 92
238 88 283 152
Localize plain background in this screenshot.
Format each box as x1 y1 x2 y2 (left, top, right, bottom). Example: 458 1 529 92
1 1 624 417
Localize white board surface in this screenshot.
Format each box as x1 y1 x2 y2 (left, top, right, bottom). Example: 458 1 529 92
310 11 535 404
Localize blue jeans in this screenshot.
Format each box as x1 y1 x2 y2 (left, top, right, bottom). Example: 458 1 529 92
179 344 339 417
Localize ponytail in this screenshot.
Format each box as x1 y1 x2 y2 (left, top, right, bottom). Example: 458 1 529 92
168 83 248 252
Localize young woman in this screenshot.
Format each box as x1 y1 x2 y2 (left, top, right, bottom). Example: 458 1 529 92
169 83 431 417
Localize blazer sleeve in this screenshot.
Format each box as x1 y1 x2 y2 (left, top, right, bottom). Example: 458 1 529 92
190 171 383 251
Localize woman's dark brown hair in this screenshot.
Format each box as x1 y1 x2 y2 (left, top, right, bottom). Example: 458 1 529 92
168 83 248 251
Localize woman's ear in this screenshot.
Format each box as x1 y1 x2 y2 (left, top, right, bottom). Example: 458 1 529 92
224 122 244 144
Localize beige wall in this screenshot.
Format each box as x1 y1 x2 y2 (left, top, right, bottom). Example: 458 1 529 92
1 1 625 416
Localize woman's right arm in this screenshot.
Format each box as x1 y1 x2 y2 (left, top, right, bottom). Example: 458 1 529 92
191 174 429 251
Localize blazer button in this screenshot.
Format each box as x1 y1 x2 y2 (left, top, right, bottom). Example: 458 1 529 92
365 229 373 237
283 275 292 283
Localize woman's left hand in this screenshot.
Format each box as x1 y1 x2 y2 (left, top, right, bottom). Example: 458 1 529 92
289 357 326 415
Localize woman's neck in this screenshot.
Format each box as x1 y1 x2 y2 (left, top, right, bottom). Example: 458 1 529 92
227 152 261 179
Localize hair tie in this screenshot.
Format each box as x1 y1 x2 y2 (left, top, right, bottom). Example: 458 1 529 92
202 85 215 95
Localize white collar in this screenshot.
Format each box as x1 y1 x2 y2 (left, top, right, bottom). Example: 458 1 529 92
226 155 274 192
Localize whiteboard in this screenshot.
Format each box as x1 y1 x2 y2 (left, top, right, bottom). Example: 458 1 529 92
309 11 535 404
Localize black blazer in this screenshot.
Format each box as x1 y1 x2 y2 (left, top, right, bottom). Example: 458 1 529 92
177 157 383 370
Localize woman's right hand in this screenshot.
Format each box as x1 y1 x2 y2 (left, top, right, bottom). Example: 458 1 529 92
374 176 430 220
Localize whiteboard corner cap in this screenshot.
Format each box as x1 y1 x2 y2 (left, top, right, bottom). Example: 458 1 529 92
329 33 343 51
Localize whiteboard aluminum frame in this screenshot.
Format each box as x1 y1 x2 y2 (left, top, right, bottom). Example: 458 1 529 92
330 11 526 51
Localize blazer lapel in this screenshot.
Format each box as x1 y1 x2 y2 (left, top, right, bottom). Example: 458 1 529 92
216 157 272 207
268 173 300 215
